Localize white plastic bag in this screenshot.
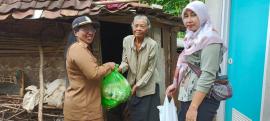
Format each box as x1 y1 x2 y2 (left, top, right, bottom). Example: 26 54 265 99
22 85 40 112
157 95 178 121
44 79 65 108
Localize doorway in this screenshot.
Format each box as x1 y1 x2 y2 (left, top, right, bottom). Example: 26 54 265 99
100 21 132 64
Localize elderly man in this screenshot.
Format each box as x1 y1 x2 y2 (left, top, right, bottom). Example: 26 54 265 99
119 15 161 121
64 16 115 121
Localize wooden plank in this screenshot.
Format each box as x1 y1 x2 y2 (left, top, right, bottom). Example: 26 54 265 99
152 26 167 101
162 27 172 87
170 31 178 85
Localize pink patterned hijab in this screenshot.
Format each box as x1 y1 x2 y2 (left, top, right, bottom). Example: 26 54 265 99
181 1 224 55
174 1 226 86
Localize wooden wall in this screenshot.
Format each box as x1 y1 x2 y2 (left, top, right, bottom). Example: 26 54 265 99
0 20 70 94
150 21 179 101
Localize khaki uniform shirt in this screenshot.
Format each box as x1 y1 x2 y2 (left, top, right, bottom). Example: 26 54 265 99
64 41 111 121
120 35 160 97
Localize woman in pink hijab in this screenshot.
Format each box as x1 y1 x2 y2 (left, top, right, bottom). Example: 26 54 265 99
166 1 225 121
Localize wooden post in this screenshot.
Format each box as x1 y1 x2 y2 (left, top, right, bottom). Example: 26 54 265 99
38 45 44 121
19 70 25 97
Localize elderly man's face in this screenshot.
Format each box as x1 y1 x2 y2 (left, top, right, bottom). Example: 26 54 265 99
75 24 96 45
132 19 148 38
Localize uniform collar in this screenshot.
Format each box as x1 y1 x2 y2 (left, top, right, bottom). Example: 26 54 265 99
77 41 89 48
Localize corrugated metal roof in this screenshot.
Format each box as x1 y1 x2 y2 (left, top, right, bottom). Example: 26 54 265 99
0 0 182 26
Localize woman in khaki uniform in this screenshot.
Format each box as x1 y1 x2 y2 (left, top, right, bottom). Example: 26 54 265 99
64 16 115 121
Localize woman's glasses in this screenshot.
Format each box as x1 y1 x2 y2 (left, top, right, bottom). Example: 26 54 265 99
80 25 96 33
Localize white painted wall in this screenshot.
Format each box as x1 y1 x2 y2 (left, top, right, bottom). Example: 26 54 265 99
205 0 231 121
206 0 223 32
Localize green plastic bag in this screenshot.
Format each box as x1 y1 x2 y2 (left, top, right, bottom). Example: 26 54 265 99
101 65 131 109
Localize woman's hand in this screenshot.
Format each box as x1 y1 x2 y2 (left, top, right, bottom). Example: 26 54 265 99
186 105 198 121
186 91 206 121
166 84 177 97
105 62 115 70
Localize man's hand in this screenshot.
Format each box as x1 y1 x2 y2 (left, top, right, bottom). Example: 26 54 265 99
132 85 138 95
118 67 122 73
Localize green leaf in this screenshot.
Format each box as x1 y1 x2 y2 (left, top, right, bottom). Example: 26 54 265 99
141 0 204 16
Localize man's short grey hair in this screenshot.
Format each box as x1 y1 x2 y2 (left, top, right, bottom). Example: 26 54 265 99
131 15 151 30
